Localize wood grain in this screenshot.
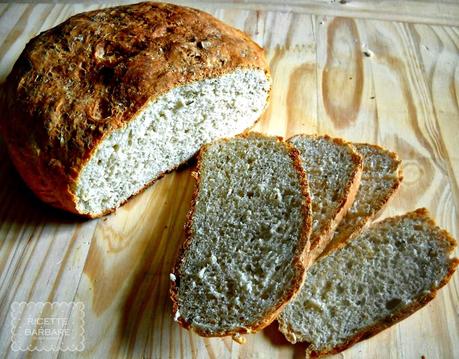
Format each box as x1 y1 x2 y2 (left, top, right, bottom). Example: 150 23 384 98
0 2 458 358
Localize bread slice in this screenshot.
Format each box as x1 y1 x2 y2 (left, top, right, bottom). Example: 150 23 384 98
170 133 312 338
278 208 459 357
288 134 363 261
1 2 271 217
321 143 403 257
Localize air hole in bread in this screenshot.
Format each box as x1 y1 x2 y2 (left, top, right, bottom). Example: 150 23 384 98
385 298 402 310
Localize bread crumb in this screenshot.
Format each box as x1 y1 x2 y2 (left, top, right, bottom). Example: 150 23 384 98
361 43 374 58
363 50 374 57
232 333 246 344
174 310 181 322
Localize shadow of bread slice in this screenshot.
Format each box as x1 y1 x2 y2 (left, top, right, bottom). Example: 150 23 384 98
321 143 403 257
277 209 459 357
170 132 312 338
1 2 271 217
288 134 363 262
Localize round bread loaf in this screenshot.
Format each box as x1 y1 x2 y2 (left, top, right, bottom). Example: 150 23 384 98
1 2 271 217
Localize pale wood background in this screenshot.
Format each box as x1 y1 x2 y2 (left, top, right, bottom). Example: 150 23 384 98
0 1 458 358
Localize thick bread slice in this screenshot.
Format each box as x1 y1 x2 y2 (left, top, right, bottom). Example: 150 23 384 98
170 132 312 337
277 209 459 358
321 143 403 257
288 134 363 261
1 2 271 217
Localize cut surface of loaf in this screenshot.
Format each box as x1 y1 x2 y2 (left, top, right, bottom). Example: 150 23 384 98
171 133 312 337
322 143 402 256
75 69 269 215
278 209 459 357
1 2 270 217
288 134 362 260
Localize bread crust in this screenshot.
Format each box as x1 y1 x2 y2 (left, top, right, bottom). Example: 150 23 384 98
320 142 403 258
170 132 312 338
281 208 459 358
1 2 270 217
287 134 363 264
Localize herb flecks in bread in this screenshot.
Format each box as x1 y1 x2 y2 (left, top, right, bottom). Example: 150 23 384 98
171 133 312 337
278 209 458 358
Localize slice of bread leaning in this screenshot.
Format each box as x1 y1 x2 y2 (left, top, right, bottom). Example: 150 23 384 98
321 143 403 257
1 2 271 217
278 208 459 357
170 133 312 338
288 134 363 261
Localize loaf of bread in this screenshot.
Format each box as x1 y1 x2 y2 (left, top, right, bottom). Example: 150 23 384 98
277 209 458 357
1 2 271 217
170 133 312 338
321 143 403 256
288 134 363 261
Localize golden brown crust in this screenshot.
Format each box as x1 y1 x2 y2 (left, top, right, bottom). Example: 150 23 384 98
1 2 269 217
290 208 459 358
287 134 363 264
170 132 312 338
320 142 403 258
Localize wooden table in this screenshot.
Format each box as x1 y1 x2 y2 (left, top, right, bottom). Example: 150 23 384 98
1 1 458 358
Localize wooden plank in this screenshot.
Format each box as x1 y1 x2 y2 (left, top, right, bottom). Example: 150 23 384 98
177 0 459 26
0 146 97 356
315 16 379 142
313 15 459 358
411 23 459 224
63 170 199 358
320 16 459 358
20 0 459 26
252 11 318 137
0 2 457 358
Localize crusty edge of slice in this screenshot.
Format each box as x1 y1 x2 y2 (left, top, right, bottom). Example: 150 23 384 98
170 131 313 338
298 208 459 358
320 142 404 258
288 134 363 264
